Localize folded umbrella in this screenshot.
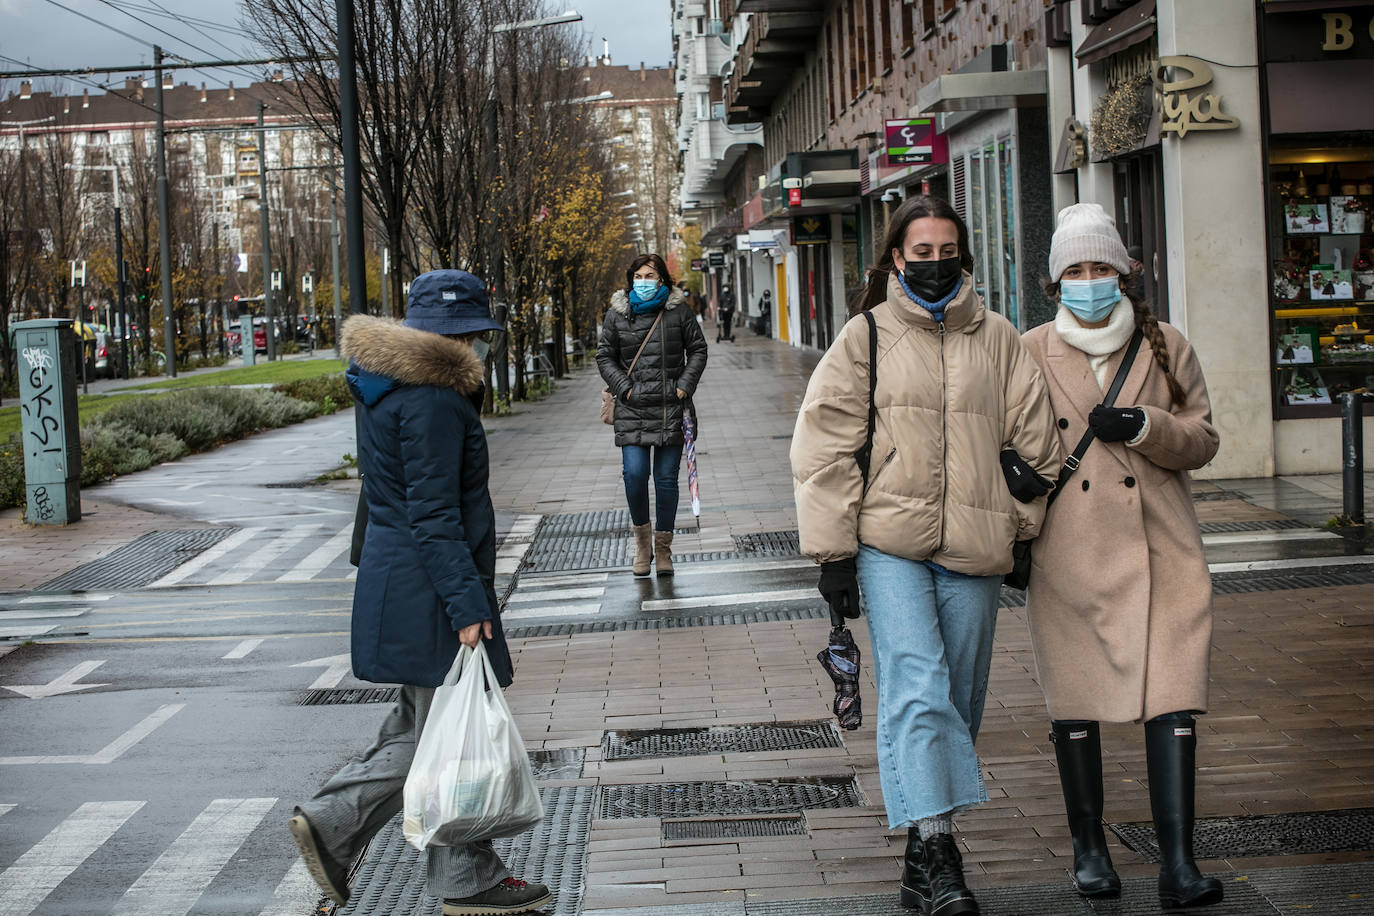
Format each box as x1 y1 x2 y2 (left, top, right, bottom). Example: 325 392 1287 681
682 409 701 528
816 613 862 731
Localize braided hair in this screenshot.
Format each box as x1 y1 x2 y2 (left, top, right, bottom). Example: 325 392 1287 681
1044 267 1187 408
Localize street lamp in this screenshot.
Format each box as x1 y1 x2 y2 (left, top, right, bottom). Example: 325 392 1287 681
65 163 130 381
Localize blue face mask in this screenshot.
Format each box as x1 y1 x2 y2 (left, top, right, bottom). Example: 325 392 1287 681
1059 277 1122 323
632 279 660 299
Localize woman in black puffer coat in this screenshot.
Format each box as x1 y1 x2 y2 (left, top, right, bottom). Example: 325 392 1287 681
597 253 708 578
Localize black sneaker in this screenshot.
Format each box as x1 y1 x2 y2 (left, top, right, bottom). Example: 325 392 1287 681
287 810 350 905
442 877 552 915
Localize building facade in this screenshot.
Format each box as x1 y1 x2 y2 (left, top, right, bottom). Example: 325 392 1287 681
674 0 1374 477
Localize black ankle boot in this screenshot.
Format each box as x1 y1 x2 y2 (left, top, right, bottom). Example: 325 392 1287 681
1050 721 1121 897
900 827 929 909
913 834 979 916
1145 714 1224 909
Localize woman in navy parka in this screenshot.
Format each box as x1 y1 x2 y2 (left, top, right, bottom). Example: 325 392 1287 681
288 270 551 916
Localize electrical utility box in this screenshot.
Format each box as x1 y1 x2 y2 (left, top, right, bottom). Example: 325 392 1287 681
13 319 82 525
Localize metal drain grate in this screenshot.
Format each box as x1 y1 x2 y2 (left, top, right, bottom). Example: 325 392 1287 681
36 528 238 591
663 817 807 841
1212 565 1374 594
523 509 708 572
1109 807 1374 861
733 530 802 556
603 720 842 761
1192 488 1251 502
297 687 401 706
1198 518 1311 533
335 786 592 916
529 748 585 781
506 604 831 639
597 777 862 819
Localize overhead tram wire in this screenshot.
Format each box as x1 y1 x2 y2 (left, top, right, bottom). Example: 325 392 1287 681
110 0 283 93
106 1 256 40
0 53 165 119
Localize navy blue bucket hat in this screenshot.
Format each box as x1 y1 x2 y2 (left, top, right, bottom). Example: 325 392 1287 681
402 269 504 335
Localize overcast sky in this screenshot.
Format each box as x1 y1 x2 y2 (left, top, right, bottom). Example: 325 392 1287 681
0 0 674 95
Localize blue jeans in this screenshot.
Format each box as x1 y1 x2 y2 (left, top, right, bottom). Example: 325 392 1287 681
857 544 1002 828
622 444 683 531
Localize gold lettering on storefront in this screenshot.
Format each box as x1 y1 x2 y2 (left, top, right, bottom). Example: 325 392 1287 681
1321 13 1374 51
1159 56 1240 138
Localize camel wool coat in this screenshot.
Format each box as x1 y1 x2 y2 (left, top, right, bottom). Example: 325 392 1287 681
1021 319 1219 723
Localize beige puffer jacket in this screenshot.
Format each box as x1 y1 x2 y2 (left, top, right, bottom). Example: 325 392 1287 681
791 273 1062 575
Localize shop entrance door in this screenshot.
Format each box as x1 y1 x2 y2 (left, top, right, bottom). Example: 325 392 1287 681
1113 152 1169 321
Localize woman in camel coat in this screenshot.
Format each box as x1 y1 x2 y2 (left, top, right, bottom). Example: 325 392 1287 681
1023 203 1222 911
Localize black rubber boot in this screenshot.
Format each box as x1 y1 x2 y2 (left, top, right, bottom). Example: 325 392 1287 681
914 834 979 915
1145 714 1224 909
1050 721 1121 897
900 827 929 909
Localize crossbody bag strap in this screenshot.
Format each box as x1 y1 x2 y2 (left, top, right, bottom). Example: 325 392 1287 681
1049 328 1144 504
625 311 663 380
857 309 878 487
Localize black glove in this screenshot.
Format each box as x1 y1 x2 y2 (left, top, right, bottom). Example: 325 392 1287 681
818 558 860 620
1088 405 1146 443
999 449 1053 503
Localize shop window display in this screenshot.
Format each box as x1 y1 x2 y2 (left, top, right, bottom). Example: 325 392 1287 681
1268 140 1374 417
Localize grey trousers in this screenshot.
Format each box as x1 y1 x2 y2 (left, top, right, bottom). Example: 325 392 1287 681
299 685 509 899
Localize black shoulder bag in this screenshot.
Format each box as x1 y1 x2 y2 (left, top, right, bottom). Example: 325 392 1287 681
1003 328 1143 591
854 309 879 487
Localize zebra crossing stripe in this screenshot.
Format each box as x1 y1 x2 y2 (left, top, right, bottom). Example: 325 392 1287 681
507 586 606 604
0 803 14 818
208 526 323 586
0 800 145 916
110 797 276 916
259 858 321 916
277 522 355 583
148 528 260 588
502 602 603 620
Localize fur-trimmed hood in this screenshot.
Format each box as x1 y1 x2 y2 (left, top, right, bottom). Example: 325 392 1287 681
341 315 484 404
608 286 688 317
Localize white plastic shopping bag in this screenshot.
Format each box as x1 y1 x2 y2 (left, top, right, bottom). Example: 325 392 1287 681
403 642 543 849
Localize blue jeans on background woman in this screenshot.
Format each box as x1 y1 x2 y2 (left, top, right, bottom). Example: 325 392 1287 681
621 443 683 532
856 543 1002 828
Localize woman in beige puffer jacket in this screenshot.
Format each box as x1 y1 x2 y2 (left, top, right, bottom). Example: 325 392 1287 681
792 196 1060 916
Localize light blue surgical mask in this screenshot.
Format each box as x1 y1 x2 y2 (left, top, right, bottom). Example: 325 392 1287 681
1059 277 1122 323
632 279 660 299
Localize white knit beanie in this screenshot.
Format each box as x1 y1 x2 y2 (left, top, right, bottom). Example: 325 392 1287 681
1048 203 1131 282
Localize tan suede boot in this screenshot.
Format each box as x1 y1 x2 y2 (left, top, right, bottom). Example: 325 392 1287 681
632 523 653 577
654 530 674 577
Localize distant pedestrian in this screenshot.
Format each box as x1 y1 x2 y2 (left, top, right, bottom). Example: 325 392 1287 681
289 269 551 916
716 283 736 341
597 253 708 577
1023 204 1222 909
792 195 1061 916
753 289 772 336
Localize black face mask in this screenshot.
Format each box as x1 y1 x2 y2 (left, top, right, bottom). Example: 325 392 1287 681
900 255 963 303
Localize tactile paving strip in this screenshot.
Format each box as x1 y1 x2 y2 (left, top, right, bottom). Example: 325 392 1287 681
505 604 830 639
36 528 236 591
662 817 807 841
297 686 402 706
334 786 592 916
1198 519 1311 533
1110 807 1374 861
598 777 862 819
603 721 841 761
524 510 743 572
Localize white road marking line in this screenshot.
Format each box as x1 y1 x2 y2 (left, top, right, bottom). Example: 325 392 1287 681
641 588 818 612
2 660 108 699
673 557 817 576
259 859 319 916
0 609 88 620
19 593 114 605
507 586 606 604
0 800 145 916
0 625 58 639
222 638 264 660
1202 529 1340 547
276 523 354 582
110 797 276 916
1207 555 1374 574
0 804 14 818
0 703 185 766
292 654 352 690
501 602 603 620
148 528 260 588
515 572 610 588
495 557 521 576
208 525 323 586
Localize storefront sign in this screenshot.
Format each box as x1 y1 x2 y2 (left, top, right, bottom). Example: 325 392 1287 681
1263 8 1374 61
788 188 802 206
690 258 705 272
1321 12 1374 52
1159 56 1240 138
792 216 831 246
707 252 726 268
884 118 948 166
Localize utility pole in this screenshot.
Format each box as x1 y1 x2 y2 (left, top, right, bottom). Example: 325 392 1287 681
329 149 342 354
335 0 367 316
153 46 177 376
257 100 276 360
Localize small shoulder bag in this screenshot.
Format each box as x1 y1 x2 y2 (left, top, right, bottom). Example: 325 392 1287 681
601 311 663 425
1003 328 1143 590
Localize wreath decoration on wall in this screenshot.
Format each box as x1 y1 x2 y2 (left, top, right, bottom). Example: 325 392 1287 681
1089 72 1154 160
